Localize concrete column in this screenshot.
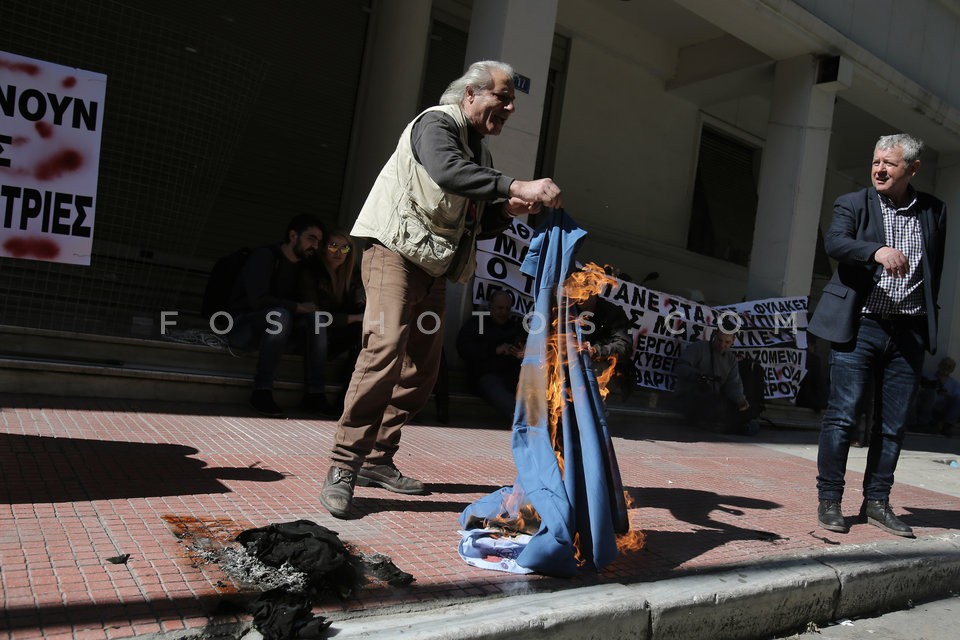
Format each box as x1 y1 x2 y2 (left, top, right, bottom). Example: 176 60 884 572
932 156 960 361
444 0 560 369
339 0 432 227
464 0 558 180
746 55 837 299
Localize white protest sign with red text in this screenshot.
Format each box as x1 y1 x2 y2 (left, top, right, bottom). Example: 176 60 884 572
1 51 106 266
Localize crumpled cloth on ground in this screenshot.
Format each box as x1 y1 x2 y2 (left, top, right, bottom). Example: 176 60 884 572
458 528 534 574
247 588 329 639
237 519 413 639
236 519 358 599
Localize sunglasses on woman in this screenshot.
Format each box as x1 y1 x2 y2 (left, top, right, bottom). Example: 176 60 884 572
326 242 351 255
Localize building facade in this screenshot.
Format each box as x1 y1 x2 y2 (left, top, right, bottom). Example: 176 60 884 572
2 0 959 366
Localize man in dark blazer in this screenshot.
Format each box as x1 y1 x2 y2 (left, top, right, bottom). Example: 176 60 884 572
808 134 947 538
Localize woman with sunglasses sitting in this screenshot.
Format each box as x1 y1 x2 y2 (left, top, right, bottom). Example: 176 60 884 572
299 230 366 416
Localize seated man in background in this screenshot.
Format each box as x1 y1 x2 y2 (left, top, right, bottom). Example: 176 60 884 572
913 356 960 437
456 289 526 421
579 290 634 398
227 214 329 418
673 317 761 435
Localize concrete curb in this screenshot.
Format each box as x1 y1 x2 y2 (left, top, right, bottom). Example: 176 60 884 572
327 583 649 640
641 556 837 640
325 534 960 640
820 534 960 618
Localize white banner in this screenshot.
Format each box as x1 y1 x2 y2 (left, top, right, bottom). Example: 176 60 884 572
475 222 808 400
1 51 107 265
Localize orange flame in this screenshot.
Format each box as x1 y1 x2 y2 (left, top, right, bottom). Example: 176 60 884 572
616 529 647 553
483 502 541 536
470 487 544 536
544 322 567 476
565 263 620 402
572 531 586 567
563 263 617 305
540 263 620 474
617 491 646 554
595 354 618 401
501 485 526 515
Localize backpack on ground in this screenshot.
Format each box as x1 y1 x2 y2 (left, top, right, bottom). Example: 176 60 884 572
201 246 252 320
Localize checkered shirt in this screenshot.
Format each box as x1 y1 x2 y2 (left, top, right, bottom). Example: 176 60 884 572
862 190 925 315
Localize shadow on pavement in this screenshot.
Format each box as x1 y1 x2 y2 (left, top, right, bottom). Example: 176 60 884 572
625 486 787 570
0 433 284 503
0 594 247 633
905 505 960 530
628 486 783 530
353 496 475 517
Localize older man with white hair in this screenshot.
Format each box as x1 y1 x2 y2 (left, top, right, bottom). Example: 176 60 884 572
320 60 563 518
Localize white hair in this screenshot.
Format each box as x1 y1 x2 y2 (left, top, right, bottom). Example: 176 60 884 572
876 134 924 164
439 60 514 105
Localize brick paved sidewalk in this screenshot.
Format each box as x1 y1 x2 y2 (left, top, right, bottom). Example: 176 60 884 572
2 394 959 639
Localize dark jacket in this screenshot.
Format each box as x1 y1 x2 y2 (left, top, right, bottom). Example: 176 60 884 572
228 244 300 315
456 314 525 384
674 339 745 404
298 266 365 328
808 187 946 353
581 298 632 361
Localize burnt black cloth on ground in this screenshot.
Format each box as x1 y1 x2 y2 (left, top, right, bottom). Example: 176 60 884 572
236 519 357 598
248 588 329 639
236 520 414 639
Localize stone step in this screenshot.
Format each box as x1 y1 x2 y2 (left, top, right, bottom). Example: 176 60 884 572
0 324 295 378
0 352 479 418
0 324 819 428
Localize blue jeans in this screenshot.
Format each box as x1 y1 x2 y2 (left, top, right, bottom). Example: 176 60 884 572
228 308 327 393
817 316 925 501
475 371 520 420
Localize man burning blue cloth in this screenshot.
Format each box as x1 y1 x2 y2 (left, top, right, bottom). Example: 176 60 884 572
458 210 634 578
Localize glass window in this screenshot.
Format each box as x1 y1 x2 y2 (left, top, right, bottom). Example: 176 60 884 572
687 126 761 266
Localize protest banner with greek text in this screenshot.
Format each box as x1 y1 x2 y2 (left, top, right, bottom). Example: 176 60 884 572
1 51 107 265
474 222 808 399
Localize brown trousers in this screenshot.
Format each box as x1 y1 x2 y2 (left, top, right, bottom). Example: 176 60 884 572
331 243 446 470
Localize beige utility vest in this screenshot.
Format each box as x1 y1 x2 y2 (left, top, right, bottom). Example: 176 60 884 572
350 104 492 284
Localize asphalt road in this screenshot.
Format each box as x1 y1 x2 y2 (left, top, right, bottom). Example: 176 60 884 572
780 593 960 639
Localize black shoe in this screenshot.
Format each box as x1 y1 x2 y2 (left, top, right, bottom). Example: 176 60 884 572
319 466 356 519
817 499 848 533
250 390 284 417
357 464 427 495
300 393 339 419
860 499 914 537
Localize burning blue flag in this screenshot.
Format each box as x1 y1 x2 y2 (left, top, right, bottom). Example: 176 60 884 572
458 210 630 577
